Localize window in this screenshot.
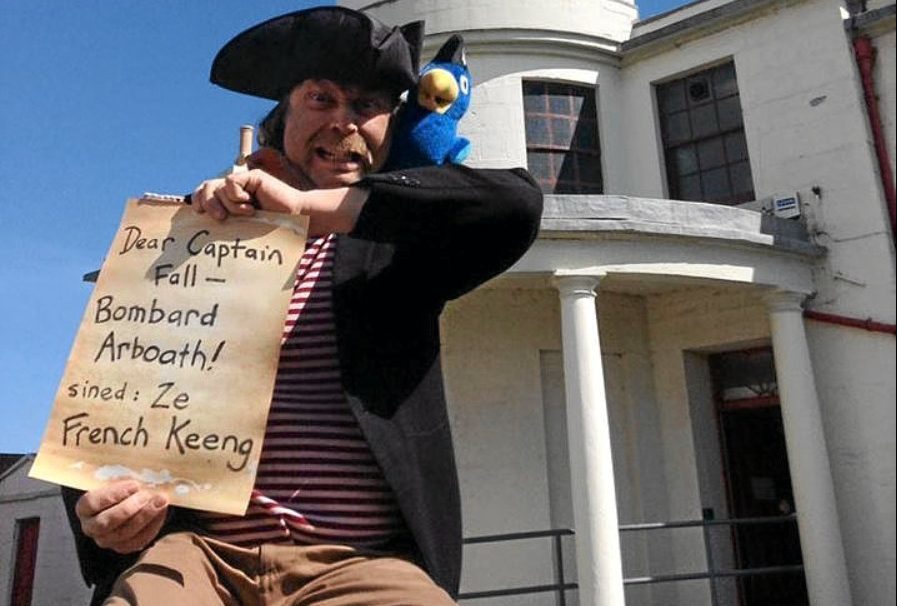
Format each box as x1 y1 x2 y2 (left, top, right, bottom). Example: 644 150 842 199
11 518 40 606
657 62 755 204
523 81 603 194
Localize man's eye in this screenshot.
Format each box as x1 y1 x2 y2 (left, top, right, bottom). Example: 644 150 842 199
357 98 388 115
308 91 332 104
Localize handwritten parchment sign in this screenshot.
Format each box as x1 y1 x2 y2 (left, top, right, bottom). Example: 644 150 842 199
30 198 308 515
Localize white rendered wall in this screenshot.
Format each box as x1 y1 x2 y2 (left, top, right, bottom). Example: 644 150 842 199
620 3 896 603
804 320 897 603
645 286 771 606
440 286 667 605
440 287 561 604
619 0 895 315
0 463 91 606
343 0 637 42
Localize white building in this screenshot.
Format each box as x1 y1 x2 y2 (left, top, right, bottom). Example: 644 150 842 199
3 1 894 605
0 456 91 606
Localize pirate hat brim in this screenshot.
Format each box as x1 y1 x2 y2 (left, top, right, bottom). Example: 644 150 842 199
210 6 424 101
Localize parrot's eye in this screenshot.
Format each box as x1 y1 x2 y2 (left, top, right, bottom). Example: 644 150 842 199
459 75 470 94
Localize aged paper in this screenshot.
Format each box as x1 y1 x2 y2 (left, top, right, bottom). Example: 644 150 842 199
30 198 308 515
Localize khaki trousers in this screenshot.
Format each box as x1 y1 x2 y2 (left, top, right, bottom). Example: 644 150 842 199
104 532 456 606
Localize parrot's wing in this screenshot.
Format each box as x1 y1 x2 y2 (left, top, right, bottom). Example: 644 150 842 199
447 137 471 164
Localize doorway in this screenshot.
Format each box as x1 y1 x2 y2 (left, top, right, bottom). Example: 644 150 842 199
709 348 808 606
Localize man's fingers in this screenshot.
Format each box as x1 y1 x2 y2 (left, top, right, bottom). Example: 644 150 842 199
75 481 139 520
82 489 154 542
109 502 169 554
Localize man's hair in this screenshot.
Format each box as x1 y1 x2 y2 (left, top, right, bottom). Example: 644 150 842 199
257 99 289 152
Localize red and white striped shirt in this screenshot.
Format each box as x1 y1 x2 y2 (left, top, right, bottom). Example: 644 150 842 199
200 235 405 548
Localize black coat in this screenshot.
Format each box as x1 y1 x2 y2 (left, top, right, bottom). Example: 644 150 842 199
63 164 543 602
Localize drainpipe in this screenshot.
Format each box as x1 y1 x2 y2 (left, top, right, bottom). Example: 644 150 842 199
804 309 897 335
852 35 897 242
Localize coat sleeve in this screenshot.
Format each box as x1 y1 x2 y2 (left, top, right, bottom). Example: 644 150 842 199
61 487 137 593
351 164 543 302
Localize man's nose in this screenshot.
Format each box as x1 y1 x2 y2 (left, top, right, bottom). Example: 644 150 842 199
331 103 360 134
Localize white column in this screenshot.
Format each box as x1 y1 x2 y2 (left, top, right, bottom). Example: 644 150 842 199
765 291 853 606
553 274 625 606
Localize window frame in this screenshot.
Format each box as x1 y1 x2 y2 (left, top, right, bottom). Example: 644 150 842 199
522 79 604 194
655 60 755 205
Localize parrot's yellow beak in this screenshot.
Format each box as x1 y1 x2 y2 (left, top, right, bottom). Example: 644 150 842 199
417 68 459 114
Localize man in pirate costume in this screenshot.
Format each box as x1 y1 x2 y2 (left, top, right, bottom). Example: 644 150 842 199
63 7 542 605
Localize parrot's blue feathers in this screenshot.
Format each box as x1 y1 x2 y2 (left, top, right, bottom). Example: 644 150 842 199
448 137 471 164
384 34 473 171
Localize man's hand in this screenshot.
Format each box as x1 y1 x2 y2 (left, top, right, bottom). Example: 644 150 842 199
75 481 169 554
190 149 369 236
191 169 303 221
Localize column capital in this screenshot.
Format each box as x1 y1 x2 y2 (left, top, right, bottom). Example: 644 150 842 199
764 289 807 313
552 272 604 298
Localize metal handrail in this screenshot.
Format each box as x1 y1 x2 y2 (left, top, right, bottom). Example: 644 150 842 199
457 515 804 603
621 513 804 606
458 528 576 603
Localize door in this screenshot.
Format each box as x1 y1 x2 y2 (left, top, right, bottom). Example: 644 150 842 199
710 348 808 606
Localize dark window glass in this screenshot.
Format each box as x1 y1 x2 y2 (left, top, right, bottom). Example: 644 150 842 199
712 62 739 98
673 145 698 176
524 116 550 146
656 61 754 205
697 138 726 170
730 160 755 197
717 96 744 131
703 166 731 201
523 81 602 194
691 104 719 139
725 132 749 161
664 111 692 145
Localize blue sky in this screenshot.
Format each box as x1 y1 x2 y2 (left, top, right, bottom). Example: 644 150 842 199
0 0 686 454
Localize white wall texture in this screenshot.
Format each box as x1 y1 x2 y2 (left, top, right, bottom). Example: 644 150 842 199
0 461 91 606
344 0 638 41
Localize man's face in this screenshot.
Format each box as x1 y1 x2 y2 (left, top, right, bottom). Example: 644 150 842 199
282 79 395 189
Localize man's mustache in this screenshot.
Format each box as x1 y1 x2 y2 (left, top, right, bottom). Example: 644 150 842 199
314 134 373 169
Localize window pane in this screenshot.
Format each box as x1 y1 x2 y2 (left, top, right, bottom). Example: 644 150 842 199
717 96 744 131
551 117 574 148
664 111 692 145
672 144 698 175
703 166 731 201
677 173 702 201
577 153 603 185
525 116 550 146
713 62 739 98
527 151 551 181
691 104 719 138
522 81 544 97
658 80 687 114
573 119 598 150
578 95 597 120
523 92 545 114
697 137 726 170
549 93 571 115
725 131 749 161
730 160 754 196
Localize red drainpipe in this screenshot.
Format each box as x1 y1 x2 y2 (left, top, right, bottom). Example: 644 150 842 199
853 35 897 241
803 309 896 335
803 33 897 337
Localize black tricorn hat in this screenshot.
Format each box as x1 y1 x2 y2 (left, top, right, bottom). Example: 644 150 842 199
210 6 424 101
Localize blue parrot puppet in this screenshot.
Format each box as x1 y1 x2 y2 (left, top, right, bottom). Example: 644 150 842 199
384 34 472 170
